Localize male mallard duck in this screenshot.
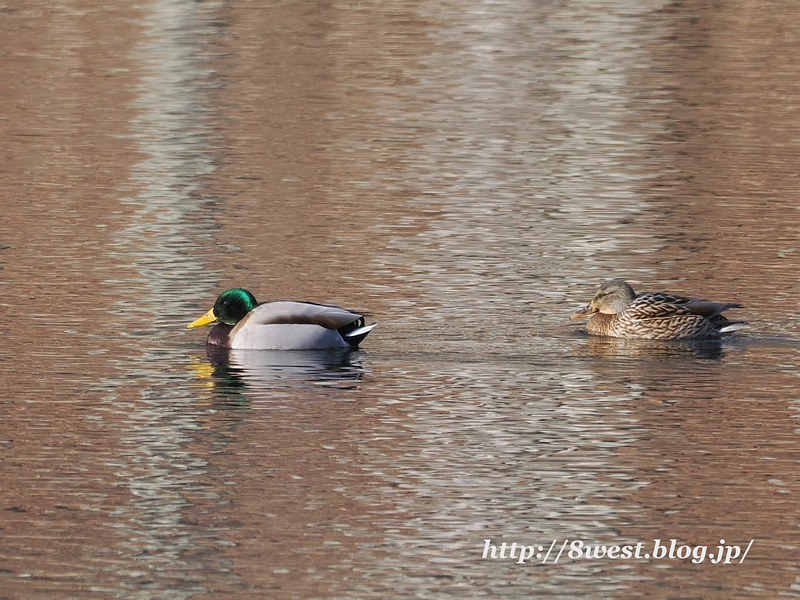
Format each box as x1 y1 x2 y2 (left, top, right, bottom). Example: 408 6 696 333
188 288 376 350
570 279 746 340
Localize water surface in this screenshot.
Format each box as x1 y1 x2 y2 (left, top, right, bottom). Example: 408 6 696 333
1 0 799 597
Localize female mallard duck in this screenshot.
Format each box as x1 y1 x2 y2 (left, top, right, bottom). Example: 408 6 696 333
570 279 746 340
188 288 376 350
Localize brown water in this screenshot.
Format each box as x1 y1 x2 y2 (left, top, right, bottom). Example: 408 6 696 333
1 0 800 598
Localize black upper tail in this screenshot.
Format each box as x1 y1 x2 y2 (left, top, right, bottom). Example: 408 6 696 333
337 317 375 347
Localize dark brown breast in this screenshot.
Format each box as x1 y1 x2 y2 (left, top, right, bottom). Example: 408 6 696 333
207 324 234 348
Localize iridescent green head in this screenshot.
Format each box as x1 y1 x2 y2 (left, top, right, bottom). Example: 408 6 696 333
188 288 258 328
213 288 258 324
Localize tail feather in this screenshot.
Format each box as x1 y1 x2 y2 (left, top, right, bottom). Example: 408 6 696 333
343 323 376 346
336 316 377 347
720 322 748 334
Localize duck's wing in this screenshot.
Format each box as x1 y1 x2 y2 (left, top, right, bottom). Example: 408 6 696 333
239 301 364 330
682 298 743 318
628 293 742 320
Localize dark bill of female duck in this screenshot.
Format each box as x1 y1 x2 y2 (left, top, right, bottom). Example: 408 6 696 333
187 287 376 350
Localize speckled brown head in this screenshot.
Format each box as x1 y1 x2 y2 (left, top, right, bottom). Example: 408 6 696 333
570 279 637 318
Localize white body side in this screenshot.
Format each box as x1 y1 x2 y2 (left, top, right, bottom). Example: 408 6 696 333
230 323 349 350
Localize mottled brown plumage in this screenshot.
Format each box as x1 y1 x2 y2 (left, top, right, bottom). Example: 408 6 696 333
571 279 746 340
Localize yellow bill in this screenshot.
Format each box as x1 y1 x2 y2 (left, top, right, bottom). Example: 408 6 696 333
187 307 218 328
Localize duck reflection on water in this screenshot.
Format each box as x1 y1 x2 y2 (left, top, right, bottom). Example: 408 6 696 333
191 345 369 400
582 334 726 361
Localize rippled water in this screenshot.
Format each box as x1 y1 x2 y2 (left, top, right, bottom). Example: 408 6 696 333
1 0 799 598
